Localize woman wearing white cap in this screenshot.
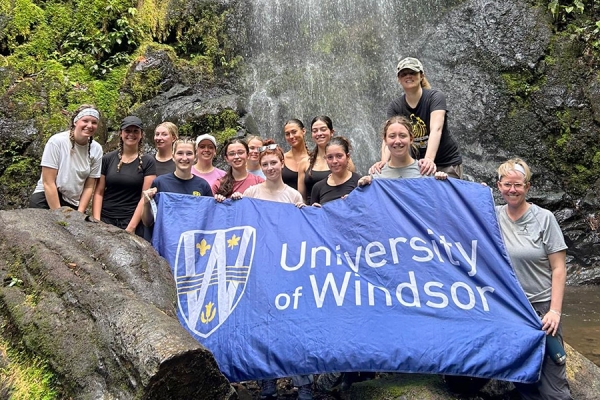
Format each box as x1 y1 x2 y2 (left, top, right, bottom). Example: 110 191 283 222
373 57 462 179
92 115 156 236
153 122 178 175
191 133 226 189
29 104 103 211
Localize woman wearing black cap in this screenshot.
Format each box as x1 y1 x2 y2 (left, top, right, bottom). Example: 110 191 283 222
372 57 462 179
93 116 156 236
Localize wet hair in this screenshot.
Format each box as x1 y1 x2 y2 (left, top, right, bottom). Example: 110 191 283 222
285 118 305 130
155 122 179 141
308 116 334 176
383 116 419 158
497 158 532 183
216 138 249 197
325 136 352 155
69 104 99 160
117 125 144 172
258 139 284 163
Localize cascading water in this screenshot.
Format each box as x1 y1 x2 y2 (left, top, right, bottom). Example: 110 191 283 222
242 0 463 173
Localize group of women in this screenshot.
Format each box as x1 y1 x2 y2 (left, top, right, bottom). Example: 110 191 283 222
30 57 570 400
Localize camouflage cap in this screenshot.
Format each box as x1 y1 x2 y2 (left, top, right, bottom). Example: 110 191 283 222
396 57 424 74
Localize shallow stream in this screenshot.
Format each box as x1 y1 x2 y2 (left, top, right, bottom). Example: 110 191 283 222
562 285 600 366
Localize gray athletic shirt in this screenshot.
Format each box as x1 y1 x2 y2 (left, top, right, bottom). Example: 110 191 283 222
496 204 567 303
372 160 422 179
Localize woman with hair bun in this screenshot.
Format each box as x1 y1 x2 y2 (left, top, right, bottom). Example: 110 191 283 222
92 116 156 236
282 119 309 190
310 136 360 206
153 122 178 175
29 104 103 212
298 116 355 204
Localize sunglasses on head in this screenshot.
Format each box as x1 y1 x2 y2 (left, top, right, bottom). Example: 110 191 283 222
259 144 278 152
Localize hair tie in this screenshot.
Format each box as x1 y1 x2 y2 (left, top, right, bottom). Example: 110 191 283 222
74 108 100 123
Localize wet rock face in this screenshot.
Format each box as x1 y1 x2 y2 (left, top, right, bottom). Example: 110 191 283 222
0 208 234 399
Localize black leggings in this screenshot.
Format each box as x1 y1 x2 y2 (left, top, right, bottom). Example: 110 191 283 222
29 191 76 209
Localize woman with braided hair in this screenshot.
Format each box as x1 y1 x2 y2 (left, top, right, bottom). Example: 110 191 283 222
29 104 103 211
93 116 156 236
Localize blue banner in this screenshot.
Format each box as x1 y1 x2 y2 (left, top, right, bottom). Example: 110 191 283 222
153 179 545 383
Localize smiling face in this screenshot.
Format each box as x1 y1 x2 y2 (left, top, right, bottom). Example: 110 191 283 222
385 122 413 159
284 122 306 148
324 144 349 174
247 138 263 163
497 170 530 208
120 125 143 148
196 139 216 162
154 125 174 152
311 120 333 147
225 142 248 170
73 116 99 144
173 142 196 173
397 69 422 91
260 153 283 181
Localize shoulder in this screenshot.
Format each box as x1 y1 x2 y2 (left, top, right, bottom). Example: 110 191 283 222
250 174 264 184
103 150 119 162
244 184 259 198
350 172 361 183
215 168 226 177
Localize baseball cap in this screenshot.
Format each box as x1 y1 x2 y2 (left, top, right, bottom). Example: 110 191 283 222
396 57 424 74
195 134 217 148
120 116 143 130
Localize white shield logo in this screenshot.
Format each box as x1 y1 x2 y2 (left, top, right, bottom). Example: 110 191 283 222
174 226 255 338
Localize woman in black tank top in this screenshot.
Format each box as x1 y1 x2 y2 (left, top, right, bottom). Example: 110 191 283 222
282 119 309 190
298 116 356 204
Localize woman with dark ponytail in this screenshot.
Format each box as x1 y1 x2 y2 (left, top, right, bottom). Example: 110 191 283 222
297 116 355 204
310 136 361 206
282 119 309 190
30 104 103 212
213 138 264 201
93 116 156 236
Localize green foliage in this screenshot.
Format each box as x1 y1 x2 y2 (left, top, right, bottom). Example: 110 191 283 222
0 329 58 400
545 0 600 59
179 109 240 144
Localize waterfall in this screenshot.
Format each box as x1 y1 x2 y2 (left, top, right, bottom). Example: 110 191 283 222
242 0 463 173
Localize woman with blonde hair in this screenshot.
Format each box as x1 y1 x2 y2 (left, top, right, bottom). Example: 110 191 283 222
495 158 571 400
374 57 462 179
153 122 178 175
29 104 103 211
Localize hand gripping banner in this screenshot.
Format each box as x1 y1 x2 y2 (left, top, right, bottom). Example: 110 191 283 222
153 179 545 383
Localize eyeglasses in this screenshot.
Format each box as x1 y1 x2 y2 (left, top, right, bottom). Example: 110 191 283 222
398 70 419 78
500 182 526 189
259 144 278 152
325 153 346 161
227 150 246 157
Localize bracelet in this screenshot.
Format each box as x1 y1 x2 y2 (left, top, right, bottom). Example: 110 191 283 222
549 309 561 317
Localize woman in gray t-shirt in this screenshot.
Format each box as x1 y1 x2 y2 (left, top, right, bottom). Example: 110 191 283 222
359 116 447 187
495 158 571 400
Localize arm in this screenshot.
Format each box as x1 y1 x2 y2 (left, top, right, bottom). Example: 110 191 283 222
92 175 106 220
542 250 567 336
77 177 98 213
126 174 156 234
41 167 61 209
419 109 445 175
297 159 308 202
141 187 158 227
